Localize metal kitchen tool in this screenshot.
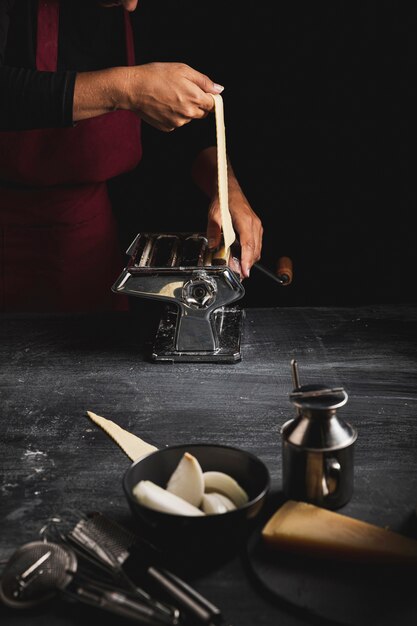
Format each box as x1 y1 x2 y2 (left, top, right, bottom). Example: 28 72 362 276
280 360 358 509
39 511 178 621
0 539 177 625
82 512 227 626
67 515 182 622
0 541 76 609
39 508 228 626
112 232 245 362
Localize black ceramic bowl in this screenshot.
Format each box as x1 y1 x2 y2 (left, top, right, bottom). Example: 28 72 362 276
123 443 270 564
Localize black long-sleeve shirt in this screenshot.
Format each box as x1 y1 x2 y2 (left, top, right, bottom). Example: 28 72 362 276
0 0 132 129
0 0 217 152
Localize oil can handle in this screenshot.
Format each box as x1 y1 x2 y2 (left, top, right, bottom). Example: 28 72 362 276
324 457 341 496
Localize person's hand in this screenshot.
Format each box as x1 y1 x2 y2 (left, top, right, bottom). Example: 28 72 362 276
99 1 139 10
119 62 224 132
191 146 263 278
73 62 223 128
207 175 263 279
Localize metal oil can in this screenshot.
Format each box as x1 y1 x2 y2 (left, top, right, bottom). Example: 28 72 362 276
281 361 358 509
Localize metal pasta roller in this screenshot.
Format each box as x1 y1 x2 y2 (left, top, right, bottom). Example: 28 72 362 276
112 233 245 363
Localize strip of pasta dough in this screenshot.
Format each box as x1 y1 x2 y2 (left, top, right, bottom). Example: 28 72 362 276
211 94 236 262
86 410 158 461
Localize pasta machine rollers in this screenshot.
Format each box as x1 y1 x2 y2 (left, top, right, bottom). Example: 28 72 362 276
112 233 245 363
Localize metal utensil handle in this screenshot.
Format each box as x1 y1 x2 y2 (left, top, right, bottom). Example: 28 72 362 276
68 533 177 619
74 585 176 625
147 566 220 625
155 567 223 623
118 564 180 620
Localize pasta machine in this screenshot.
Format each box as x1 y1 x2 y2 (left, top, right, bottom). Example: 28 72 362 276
112 233 245 363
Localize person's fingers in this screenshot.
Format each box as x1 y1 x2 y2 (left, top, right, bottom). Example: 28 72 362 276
237 215 263 278
100 1 138 9
183 67 224 111
229 255 243 278
189 69 224 96
198 110 210 120
140 105 205 131
207 184 263 276
253 219 263 261
122 0 139 10
240 236 257 278
193 90 219 114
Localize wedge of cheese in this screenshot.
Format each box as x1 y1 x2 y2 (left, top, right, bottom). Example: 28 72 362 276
261 500 417 565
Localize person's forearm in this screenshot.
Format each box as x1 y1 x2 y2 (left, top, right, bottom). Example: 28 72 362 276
72 66 129 122
191 145 242 199
191 146 219 198
73 62 220 131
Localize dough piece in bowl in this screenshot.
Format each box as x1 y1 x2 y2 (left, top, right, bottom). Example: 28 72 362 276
166 452 204 507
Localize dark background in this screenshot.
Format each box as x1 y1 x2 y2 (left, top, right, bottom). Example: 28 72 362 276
109 0 416 307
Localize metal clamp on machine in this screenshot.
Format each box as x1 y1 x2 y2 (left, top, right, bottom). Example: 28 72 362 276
112 232 245 363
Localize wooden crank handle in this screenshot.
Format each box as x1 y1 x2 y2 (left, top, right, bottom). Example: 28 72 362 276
276 256 293 285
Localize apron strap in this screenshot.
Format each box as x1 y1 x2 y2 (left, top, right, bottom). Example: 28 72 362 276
124 9 136 66
36 0 60 72
36 1 136 72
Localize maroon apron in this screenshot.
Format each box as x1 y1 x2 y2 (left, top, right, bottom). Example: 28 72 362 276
0 1 142 312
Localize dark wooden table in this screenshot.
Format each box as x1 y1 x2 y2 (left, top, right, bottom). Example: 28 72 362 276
1 304 417 626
